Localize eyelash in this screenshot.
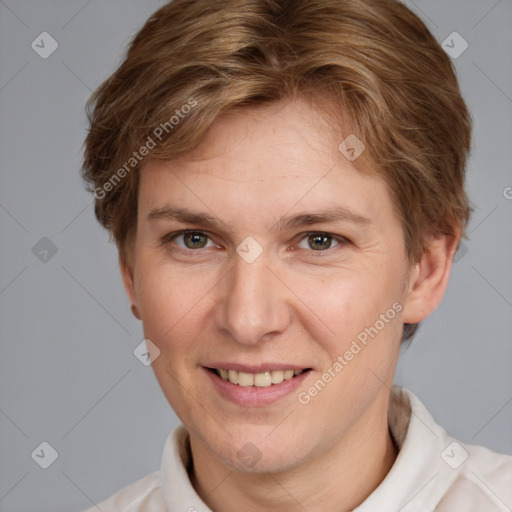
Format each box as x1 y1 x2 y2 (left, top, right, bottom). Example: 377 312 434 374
160 230 350 257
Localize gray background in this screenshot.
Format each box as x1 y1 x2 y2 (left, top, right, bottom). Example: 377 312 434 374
0 0 511 510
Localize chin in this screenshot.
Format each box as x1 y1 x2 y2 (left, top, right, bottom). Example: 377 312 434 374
205 427 309 474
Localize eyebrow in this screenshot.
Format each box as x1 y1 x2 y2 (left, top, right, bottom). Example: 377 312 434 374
146 205 372 232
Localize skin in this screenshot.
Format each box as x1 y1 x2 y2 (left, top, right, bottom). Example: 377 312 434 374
120 96 459 511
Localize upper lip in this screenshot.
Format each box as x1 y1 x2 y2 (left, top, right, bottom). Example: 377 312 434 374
205 363 311 373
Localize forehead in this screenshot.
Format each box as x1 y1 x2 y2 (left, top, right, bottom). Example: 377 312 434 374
165 97 350 175
138 98 396 231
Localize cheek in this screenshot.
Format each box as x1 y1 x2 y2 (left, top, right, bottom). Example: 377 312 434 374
134 263 207 412
297 277 402 422
291 270 385 340
291 265 403 368
135 260 201 350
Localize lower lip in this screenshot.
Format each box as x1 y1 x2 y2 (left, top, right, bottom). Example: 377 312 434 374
204 368 311 407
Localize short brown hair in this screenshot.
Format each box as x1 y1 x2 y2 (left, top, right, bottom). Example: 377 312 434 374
81 0 473 342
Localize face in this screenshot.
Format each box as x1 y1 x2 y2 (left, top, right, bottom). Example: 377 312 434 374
123 97 417 473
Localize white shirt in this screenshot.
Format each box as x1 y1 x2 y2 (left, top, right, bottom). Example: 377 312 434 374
83 386 512 511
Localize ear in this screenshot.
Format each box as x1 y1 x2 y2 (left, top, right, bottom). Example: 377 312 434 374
119 253 141 320
402 231 460 324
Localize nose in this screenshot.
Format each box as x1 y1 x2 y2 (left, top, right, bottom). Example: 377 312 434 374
214 251 291 346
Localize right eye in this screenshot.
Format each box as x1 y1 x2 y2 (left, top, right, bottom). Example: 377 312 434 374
160 230 219 253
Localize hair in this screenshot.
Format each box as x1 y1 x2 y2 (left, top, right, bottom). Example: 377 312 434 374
81 0 473 342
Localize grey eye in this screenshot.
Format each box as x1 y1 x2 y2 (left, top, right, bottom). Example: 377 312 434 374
175 232 212 249
298 234 340 251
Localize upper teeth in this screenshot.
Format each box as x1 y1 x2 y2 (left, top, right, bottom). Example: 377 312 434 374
216 369 304 387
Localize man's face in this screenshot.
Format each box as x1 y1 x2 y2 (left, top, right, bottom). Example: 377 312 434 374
126 98 412 473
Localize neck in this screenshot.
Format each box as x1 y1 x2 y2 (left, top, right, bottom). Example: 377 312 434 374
189 389 398 512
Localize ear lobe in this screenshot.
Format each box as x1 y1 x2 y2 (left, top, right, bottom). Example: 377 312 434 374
131 304 141 320
401 233 460 325
119 253 141 320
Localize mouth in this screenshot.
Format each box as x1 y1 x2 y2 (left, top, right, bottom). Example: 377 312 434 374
206 367 312 387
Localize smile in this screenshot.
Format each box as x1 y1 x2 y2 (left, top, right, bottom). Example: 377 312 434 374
204 366 312 406
212 368 309 387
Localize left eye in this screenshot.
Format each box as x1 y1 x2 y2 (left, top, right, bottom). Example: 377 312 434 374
171 231 216 250
297 233 342 251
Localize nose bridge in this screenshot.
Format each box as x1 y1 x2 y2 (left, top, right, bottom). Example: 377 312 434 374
215 251 289 345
